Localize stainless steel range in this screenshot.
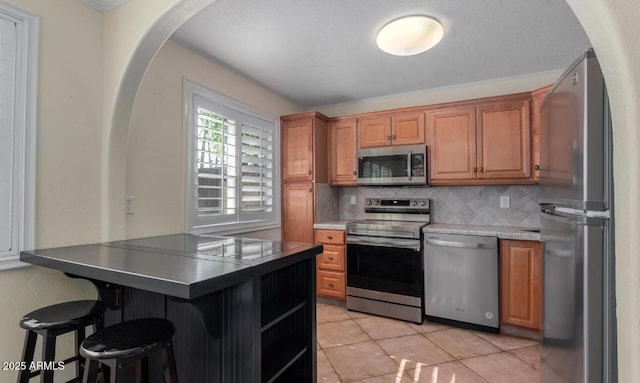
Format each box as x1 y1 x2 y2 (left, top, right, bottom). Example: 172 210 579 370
346 198 430 324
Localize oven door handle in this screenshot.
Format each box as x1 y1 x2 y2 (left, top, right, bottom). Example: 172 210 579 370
425 238 495 249
347 236 420 250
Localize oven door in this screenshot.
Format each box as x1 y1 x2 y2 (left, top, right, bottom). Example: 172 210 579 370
346 236 422 298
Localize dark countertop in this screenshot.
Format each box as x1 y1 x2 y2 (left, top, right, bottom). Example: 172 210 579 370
20 234 322 300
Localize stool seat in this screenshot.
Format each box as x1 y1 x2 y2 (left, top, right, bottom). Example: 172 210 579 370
20 300 106 331
81 318 175 360
18 300 106 383
80 318 178 383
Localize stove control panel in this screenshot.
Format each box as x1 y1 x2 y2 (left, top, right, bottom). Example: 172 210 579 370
364 198 430 210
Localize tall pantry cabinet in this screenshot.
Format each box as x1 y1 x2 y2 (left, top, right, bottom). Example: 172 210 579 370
281 112 329 243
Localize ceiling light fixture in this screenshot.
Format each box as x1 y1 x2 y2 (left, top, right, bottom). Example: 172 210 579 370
376 15 444 56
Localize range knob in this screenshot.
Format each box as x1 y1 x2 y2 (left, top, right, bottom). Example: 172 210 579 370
411 200 418 206
374 200 380 206
367 200 373 206
420 200 427 207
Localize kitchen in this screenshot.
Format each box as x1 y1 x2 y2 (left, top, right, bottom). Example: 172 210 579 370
1 0 639 383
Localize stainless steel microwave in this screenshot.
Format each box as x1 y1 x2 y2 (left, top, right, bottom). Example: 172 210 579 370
356 145 428 186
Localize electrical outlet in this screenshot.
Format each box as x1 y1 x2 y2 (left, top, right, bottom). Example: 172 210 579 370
350 195 357 205
125 196 135 215
500 195 510 209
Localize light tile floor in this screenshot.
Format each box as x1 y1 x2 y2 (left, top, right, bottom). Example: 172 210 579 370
317 302 541 383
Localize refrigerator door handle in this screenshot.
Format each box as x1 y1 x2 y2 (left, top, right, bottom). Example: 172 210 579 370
540 204 606 226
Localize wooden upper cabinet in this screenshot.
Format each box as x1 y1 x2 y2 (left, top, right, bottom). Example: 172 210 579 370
426 107 477 182
531 85 552 182
329 119 357 185
500 240 542 331
392 112 425 145
358 112 425 148
282 118 313 181
282 182 314 244
476 99 531 180
281 112 328 183
358 117 391 148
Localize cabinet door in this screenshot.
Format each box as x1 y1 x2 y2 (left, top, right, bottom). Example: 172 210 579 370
317 245 345 272
500 240 542 330
392 112 425 145
426 107 477 182
531 85 552 182
358 117 391 148
282 118 313 181
477 100 531 180
329 120 357 185
282 182 314 243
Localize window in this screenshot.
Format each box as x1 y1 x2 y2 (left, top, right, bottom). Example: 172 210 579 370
0 3 37 269
186 81 279 233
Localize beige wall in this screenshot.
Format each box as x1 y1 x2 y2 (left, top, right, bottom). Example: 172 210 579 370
125 39 302 239
0 0 103 380
317 71 560 117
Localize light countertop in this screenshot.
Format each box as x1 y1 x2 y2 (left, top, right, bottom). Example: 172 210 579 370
313 220 353 231
424 224 541 241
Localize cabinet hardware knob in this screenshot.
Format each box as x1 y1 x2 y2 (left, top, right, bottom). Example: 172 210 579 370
352 170 357 175
327 236 333 240
534 164 540 171
392 134 396 140
307 170 312 175
308 187 313 192
386 135 391 141
328 283 335 288
472 167 477 172
479 167 484 173
328 256 334 260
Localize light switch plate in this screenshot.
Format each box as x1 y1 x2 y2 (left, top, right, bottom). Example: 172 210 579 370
350 195 357 205
126 196 135 215
500 195 510 209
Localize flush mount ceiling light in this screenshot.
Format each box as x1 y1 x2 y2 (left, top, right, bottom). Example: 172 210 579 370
376 15 444 56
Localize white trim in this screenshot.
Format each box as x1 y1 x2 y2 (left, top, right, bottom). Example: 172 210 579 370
0 1 38 269
183 79 281 234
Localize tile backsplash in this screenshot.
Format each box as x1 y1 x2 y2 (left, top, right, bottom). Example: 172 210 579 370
337 185 540 228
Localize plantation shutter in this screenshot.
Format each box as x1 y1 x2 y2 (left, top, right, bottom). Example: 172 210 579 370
191 92 276 228
0 15 16 252
240 123 274 219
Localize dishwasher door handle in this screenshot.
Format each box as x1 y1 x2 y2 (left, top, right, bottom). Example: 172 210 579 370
425 238 495 249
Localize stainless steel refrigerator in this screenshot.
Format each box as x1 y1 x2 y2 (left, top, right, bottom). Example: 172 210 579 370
539 49 617 383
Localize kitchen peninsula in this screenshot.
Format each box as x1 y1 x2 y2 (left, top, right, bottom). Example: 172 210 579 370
21 234 321 383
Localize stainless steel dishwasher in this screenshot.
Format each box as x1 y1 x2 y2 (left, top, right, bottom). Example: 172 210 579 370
424 233 499 332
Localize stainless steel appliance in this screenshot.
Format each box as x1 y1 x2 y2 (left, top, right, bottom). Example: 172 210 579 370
540 49 616 383
423 233 499 332
346 198 430 323
356 145 427 186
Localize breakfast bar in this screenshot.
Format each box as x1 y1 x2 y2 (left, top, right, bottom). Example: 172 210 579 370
21 234 322 383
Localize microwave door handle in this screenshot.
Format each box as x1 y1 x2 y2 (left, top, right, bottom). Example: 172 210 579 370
407 152 412 181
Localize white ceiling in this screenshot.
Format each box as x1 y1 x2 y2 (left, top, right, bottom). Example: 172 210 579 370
171 0 590 109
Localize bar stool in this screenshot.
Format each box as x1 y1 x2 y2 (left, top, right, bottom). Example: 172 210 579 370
79 318 178 383
18 300 106 383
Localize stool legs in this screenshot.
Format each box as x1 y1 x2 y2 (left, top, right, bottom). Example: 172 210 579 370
17 330 37 383
75 326 87 378
40 332 56 383
161 343 179 383
82 359 100 383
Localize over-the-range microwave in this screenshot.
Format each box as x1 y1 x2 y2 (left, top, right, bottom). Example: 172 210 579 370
356 144 428 186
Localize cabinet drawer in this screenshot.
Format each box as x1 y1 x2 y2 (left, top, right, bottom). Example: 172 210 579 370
317 270 346 299
318 245 345 272
315 229 345 245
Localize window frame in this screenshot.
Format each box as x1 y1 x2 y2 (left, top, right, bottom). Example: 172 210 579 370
0 1 38 270
184 80 281 235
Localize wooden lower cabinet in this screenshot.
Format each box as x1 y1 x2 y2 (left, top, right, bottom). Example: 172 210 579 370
282 182 314 243
315 229 346 300
500 239 542 330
